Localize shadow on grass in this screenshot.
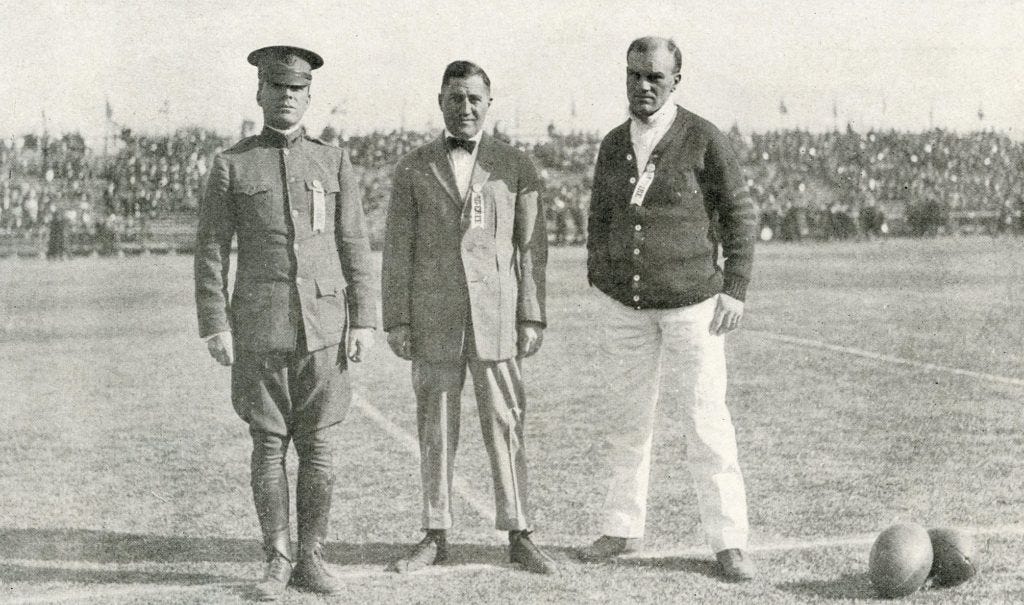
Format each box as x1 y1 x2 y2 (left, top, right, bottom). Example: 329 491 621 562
776 572 876 600
0 527 534 571
606 555 723 579
0 562 235 586
0 527 260 564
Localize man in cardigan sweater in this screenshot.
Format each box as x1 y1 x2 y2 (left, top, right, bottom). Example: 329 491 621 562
579 37 758 582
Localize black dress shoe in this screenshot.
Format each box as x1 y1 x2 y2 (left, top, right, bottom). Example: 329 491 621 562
387 530 449 573
509 531 557 575
253 552 292 602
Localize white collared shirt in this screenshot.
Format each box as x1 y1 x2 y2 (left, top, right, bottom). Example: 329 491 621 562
629 102 677 175
444 129 483 199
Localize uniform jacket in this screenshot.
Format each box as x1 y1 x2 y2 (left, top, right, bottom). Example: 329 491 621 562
194 127 377 354
381 134 547 362
587 105 757 308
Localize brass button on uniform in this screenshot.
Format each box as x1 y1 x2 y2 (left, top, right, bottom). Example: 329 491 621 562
633 248 640 255
629 177 637 184
633 274 641 281
634 224 642 231
632 295 640 302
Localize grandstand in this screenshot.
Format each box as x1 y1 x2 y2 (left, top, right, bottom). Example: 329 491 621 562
2 123 1022 258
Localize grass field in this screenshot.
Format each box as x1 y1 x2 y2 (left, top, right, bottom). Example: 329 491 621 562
0 236 1022 604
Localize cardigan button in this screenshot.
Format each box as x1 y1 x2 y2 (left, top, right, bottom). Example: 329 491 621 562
629 177 637 184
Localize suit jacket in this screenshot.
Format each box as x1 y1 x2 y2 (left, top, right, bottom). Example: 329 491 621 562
381 134 547 362
194 127 377 354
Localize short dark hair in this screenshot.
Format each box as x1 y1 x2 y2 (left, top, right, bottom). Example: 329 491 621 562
441 60 491 89
627 36 682 74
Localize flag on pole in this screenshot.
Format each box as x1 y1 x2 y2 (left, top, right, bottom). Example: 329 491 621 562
105 98 113 120
977 106 985 121
778 99 788 115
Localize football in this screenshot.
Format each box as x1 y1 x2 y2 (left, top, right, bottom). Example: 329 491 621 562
868 523 933 598
928 528 978 587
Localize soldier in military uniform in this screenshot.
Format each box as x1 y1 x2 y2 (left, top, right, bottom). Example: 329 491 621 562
194 45 377 601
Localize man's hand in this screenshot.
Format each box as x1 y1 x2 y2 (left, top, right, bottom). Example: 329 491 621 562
710 293 744 336
517 322 544 358
206 332 234 366
347 327 376 363
386 325 412 360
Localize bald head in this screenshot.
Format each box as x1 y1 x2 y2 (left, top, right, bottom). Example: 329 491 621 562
627 37 682 74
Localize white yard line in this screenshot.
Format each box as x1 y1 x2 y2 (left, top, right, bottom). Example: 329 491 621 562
747 330 1024 388
351 392 499 525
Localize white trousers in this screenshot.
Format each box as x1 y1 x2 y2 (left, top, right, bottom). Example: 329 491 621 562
594 290 749 553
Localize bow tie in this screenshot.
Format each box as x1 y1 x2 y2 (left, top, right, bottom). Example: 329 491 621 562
447 137 476 153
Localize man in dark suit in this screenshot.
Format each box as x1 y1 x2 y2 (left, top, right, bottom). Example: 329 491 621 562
381 60 555 574
579 37 758 581
194 45 377 601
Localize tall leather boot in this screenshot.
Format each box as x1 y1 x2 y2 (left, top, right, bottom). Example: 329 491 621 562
251 470 293 602
290 466 343 595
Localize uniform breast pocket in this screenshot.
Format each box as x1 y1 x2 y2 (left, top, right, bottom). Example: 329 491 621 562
306 178 341 232
233 182 275 228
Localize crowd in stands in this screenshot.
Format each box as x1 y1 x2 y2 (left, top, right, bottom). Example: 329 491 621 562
733 127 1024 240
2 122 1023 257
1 128 230 256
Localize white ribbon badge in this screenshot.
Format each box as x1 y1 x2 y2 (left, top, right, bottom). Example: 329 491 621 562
311 180 325 232
629 164 656 207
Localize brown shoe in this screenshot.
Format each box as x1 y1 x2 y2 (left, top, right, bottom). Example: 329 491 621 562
387 530 449 573
577 535 643 562
509 531 557 575
253 552 293 602
716 548 756 582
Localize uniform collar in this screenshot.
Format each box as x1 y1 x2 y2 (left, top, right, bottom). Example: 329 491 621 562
261 124 305 148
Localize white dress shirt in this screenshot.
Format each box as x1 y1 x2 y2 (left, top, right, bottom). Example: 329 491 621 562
629 102 678 175
444 129 483 199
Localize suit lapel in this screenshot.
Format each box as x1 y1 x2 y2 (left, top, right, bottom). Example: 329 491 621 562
468 134 493 198
426 137 462 207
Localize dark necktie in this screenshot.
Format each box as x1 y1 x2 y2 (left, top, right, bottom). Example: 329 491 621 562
447 137 476 153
